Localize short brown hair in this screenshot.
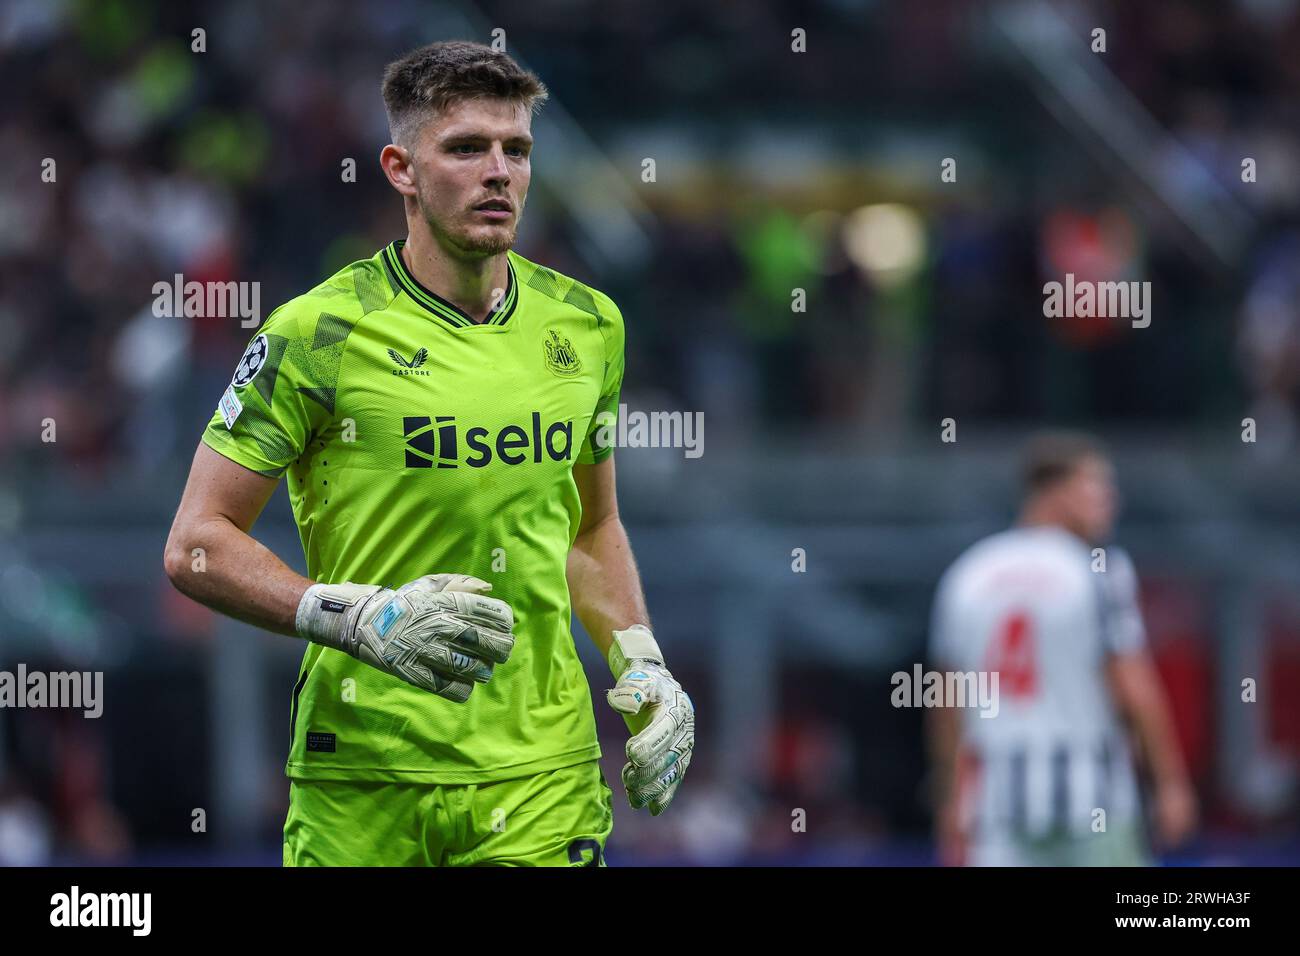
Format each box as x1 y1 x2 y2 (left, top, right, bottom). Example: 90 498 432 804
1021 431 1107 494
381 41 549 145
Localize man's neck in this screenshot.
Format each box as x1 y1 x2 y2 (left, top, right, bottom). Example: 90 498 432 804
1017 506 1086 545
401 230 509 325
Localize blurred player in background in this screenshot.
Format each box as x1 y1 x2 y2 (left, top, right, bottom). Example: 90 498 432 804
163 40 694 866
927 432 1196 866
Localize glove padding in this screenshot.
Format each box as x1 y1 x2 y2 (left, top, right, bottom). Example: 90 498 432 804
606 627 695 815
296 573 514 703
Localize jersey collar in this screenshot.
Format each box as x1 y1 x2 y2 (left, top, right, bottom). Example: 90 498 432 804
382 240 519 329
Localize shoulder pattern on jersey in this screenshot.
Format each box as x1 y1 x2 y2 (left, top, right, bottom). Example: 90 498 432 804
277 260 399 415
233 253 397 436
515 256 618 332
511 256 625 403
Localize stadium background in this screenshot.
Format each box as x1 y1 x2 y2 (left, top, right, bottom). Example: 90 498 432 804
2 0 1300 865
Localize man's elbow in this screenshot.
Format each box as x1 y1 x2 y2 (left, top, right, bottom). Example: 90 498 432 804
163 523 201 592
574 510 622 544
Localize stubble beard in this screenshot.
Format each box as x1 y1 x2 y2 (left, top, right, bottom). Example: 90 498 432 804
419 189 520 258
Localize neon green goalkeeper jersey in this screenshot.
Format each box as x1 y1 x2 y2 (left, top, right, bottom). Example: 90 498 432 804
201 240 624 783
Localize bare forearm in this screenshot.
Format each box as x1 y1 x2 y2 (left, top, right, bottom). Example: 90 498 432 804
928 704 960 808
1110 656 1190 788
566 514 650 660
165 517 311 637
1129 695 1189 787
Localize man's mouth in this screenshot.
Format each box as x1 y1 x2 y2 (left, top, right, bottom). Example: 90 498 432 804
473 199 513 220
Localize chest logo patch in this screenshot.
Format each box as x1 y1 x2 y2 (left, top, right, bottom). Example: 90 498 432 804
388 347 429 375
544 330 583 377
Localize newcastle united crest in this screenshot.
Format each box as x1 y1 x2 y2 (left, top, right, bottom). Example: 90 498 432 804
544 329 583 377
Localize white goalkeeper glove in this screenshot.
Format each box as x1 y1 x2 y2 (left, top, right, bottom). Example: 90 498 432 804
606 624 695 815
296 573 515 703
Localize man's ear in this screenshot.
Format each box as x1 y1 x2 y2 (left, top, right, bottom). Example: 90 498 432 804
380 143 417 197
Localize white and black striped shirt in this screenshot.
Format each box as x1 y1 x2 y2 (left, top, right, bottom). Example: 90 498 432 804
930 526 1144 839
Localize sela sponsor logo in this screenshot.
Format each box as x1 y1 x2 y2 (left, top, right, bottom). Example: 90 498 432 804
152 274 261 328
403 413 574 469
388 347 430 375
890 663 999 718
0 665 102 718
1042 273 1151 328
50 886 151 936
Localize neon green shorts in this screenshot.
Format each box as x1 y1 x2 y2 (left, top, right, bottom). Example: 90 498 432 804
283 759 614 867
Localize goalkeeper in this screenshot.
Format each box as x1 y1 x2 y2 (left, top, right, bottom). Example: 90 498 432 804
163 40 694 866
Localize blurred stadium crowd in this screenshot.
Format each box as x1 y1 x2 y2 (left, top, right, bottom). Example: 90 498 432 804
3 0 1300 864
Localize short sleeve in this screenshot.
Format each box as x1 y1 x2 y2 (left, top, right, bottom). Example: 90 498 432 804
201 301 341 477
578 291 626 465
1096 547 1147 656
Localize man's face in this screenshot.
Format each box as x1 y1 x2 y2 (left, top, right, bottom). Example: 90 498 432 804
405 96 533 258
1058 455 1119 543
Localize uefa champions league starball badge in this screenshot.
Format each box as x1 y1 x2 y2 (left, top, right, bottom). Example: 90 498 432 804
232 334 269 387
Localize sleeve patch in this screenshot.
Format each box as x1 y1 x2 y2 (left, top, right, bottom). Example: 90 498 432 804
232 333 270 386
219 385 244 429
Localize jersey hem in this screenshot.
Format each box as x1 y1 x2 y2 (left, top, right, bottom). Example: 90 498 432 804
283 744 603 785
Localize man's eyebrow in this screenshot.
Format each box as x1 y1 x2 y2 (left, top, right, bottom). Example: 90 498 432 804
439 130 533 145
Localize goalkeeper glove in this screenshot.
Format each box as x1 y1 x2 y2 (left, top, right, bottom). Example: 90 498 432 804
295 573 514 703
606 624 695 815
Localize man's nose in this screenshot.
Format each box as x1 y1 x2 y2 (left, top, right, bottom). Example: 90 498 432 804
483 145 510 184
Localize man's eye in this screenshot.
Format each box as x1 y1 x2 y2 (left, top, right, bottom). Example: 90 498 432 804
452 144 478 154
